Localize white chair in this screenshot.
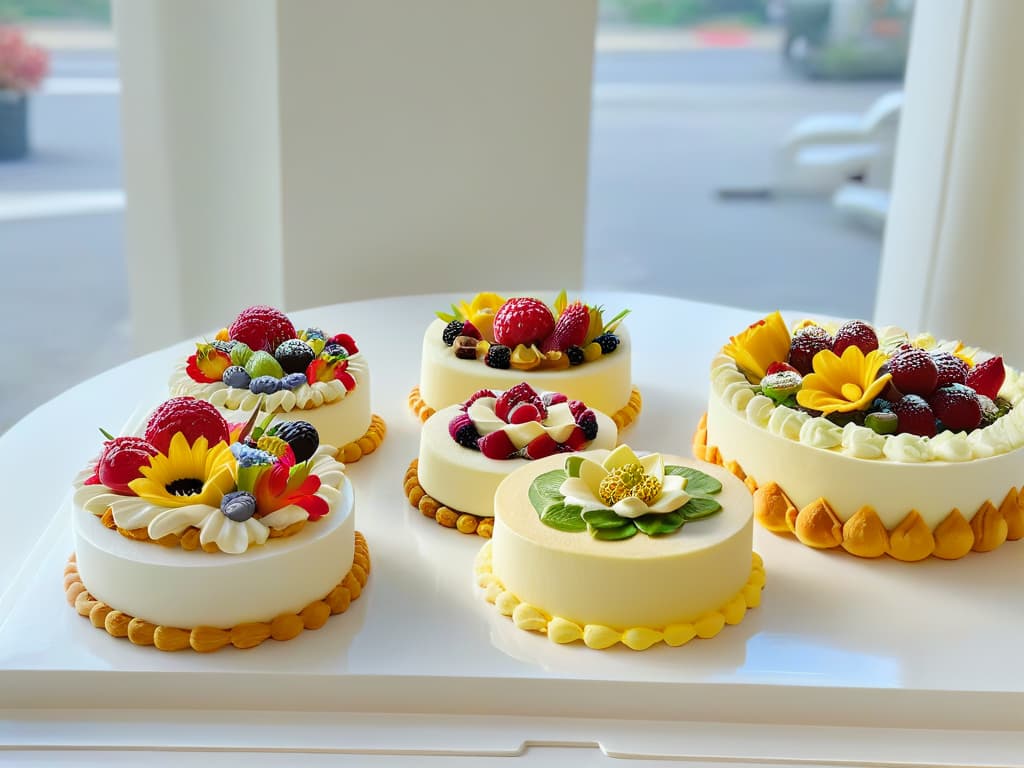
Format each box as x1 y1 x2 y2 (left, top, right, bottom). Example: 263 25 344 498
777 91 903 195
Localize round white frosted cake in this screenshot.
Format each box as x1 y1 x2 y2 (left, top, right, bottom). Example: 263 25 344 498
64 397 369 652
406 384 617 536
698 312 1024 561
169 304 384 463
476 446 764 650
410 292 641 430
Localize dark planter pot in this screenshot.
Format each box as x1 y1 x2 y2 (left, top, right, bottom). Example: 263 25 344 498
0 90 29 161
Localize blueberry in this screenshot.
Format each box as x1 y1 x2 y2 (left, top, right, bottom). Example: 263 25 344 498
249 375 281 394
280 372 308 390
566 346 585 366
222 365 251 389
221 490 257 522
595 334 620 354
323 343 347 359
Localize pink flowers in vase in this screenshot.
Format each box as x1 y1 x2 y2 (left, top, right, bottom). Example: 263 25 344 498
0 26 49 93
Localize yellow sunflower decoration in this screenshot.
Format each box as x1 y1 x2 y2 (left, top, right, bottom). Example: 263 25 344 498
129 433 236 508
796 346 893 415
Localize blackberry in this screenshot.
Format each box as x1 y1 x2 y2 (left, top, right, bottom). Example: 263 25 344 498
577 410 599 441
566 345 585 366
323 343 348 359
595 333 620 354
485 344 512 369
211 339 236 354
454 422 480 450
275 339 315 374
442 320 465 346
270 420 320 463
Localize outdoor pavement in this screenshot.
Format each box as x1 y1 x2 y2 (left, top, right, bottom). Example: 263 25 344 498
0 25 899 434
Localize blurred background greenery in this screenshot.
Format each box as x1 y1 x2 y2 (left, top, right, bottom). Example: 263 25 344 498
0 0 110 23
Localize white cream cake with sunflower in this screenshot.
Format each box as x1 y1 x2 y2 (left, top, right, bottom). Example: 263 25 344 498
697 312 1024 561
410 291 642 431
64 396 369 652
475 445 765 651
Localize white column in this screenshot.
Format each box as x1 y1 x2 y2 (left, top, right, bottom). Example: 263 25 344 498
876 0 1024 363
114 0 284 352
115 1 595 352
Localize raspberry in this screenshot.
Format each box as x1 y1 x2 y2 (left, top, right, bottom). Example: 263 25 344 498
275 339 315 374
595 333 620 354
966 356 1005 400
448 412 473 439
542 391 568 406
492 298 555 348
888 348 938 396
508 402 543 424
788 326 833 375
542 302 590 352
228 305 296 353
463 389 497 409
523 434 560 460
832 320 879 356
930 351 968 387
442 320 465 346
929 384 982 432
567 399 587 419
144 398 230 455
577 409 598 441
566 346 585 366
270 420 320 463
893 394 937 437
97 436 159 494
562 426 588 451
453 422 480 450
478 430 517 460
460 320 482 340
485 344 511 369
495 383 546 423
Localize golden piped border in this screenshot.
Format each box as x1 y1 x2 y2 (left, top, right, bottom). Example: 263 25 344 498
408 386 644 433
63 532 369 652
336 413 387 463
475 541 764 650
404 459 493 537
693 413 1024 561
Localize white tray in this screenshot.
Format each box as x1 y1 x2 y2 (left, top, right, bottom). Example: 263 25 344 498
1 293 1022 764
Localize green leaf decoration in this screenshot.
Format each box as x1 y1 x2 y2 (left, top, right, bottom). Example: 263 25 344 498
541 502 586 532
565 455 584 478
665 465 722 496
591 523 638 541
602 307 631 334
581 508 626 529
435 310 455 323
633 511 685 536
532 469 566 502
680 496 722 520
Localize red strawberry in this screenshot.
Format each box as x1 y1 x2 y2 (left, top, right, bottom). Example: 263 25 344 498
508 402 543 424
930 351 968 387
893 394 937 437
765 361 800 376
495 383 546 422
523 434 559 460
144 397 231 454
328 333 358 355
229 305 296 352
788 326 833 375
478 430 517 460
97 437 159 494
888 348 938 396
966 356 1005 400
928 384 982 432
541 301 590 352
543 391 568 406
832 320 879 356
562 426 588 451
492 298 555 348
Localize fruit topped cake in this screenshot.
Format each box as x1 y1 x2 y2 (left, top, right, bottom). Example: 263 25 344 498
696 312 1024 561
170 305 385 463
475 446 764 650
404 382 618 537
65 396 369 652
409 292 642 431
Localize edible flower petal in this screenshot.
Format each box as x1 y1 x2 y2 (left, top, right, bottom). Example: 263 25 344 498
722 311 791 382
129 433 236 508
796 346 892 414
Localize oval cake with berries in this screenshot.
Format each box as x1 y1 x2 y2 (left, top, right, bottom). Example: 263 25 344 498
404 383 617 536
409 292 642 431
169 305 384 463
696 312 1024 561
66 397 369 652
